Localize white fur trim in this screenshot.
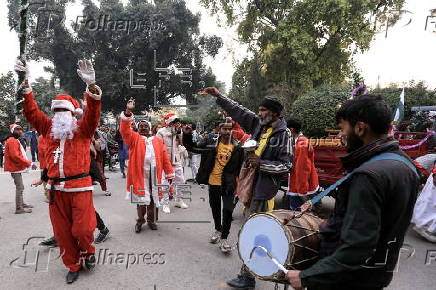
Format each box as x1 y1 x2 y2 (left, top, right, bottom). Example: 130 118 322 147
23 87 32 94
86 85 102 100
166 173 176 179
165 115 178 124
75 108 83 115
120 111 134 121
51 99 75 112
45 184 94 192
286 185 320 196
10 124 19 134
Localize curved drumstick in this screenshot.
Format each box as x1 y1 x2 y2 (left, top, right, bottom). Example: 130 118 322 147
247 245 288 274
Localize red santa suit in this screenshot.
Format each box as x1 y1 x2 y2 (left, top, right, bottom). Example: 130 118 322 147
287 134 319 196
4 133 31 173
119 112 174 223
38 135 49 170
23 86 101 273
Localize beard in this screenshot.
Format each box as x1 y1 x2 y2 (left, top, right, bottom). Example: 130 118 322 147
259 112 273 125
345 132 364 153
51 112 77 140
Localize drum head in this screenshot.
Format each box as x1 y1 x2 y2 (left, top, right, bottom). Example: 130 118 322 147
238 214 289 277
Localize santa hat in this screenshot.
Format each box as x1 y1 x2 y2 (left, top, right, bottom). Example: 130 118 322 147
163 113 178 125
9 124 20 134
51 94 83 115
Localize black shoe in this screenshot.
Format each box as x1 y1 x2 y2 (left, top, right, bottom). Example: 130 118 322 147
122 173 126 179
169 195 174 200
135 223 143 233
226 275 255 289
84 255 96 270
148 222 158 230
39 236 57 247
66 271 79 284
95 227 110 244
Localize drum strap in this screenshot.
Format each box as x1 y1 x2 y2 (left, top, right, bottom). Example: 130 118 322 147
310 152 419 205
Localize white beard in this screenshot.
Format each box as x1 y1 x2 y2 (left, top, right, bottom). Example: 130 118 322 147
51 112 77 140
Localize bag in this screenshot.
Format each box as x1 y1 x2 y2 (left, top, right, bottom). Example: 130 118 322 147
235 160 256 203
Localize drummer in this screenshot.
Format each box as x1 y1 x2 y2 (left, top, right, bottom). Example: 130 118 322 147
183 118 244 253
200 87 292 289
286 94 420 290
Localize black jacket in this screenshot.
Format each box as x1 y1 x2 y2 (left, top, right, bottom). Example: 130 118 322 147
215 94 292 200
300 137 419 289
183 133 244 195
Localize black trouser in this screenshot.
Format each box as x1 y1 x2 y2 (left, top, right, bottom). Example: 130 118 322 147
208 185 235 239
95 211 106 231
31 146 38 162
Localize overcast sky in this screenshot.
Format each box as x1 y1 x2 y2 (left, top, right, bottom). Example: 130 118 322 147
1 0 436 92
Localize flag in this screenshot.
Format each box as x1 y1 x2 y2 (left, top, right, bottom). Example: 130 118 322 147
393 88 405 124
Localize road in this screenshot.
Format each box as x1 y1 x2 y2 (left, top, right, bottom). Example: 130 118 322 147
0 160 435 290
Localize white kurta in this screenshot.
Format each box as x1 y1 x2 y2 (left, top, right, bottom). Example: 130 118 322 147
412 174 436 233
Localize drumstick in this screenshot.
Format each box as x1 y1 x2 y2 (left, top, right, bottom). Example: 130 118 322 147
197 91 208 95
248 245 289 274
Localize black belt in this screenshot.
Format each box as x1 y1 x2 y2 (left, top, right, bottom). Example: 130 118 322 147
48 173 90 204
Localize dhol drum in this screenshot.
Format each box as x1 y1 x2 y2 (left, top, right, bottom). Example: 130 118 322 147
238 210 322 283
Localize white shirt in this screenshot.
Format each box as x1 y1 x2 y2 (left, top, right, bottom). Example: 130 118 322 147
143 136 156 197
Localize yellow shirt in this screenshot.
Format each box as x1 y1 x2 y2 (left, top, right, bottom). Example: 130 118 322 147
208 142 235 186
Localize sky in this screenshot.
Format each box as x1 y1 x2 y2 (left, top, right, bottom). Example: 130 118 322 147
1 0 436 92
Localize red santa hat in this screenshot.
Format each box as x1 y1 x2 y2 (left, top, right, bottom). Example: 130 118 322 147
9 124 21 134
163 113 178 125
51 94 83 115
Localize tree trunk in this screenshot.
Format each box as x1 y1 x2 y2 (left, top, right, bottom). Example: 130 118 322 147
15 0 29 123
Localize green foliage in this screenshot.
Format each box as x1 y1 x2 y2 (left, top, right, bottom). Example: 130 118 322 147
408 111 433 133
291 81 436 137
201 0 406 108
291 84 351 137
0 72 17 136
7 0 222 113
372 81 436 121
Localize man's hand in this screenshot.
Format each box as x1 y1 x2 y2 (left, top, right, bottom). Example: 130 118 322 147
247 153 260 168
126 98 135 114
31 163 38 170
31 179 43 187
77 59 95 85
204 87 221 97
300 201 313 213
14 59 30 79
286 270 303 290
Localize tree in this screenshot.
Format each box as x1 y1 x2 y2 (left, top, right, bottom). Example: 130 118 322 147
0 72 18 136
201 0 406 106
291 84 351 137
7 0 222 114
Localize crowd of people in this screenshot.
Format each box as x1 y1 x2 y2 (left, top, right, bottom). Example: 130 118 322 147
2 59 435 290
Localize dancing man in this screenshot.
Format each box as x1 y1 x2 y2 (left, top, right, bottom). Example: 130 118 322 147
156 113 189 213
120 99 175 232
16 59 101 284
202 87 292 289
184 118 244 253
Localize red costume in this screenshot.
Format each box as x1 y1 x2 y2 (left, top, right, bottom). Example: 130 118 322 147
120 111 175 203
38 135 49 169
4 136 31 173
23 87 101 273
287 135 319 196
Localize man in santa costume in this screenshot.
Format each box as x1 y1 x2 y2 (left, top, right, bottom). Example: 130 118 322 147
120 98 175 232
156 113 189 213
286 117 319 211
4 124 34 214
16 59 101 284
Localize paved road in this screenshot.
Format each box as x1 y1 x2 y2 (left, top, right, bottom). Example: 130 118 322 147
0 163 435 289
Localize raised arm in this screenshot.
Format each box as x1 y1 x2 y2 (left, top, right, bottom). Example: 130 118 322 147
22 88 52 136
204 87 260 135
119 98 139 148
76 60 102 138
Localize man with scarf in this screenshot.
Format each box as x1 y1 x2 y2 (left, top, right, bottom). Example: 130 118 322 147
286 95 420 290
16 59 101 284
202 87 292 289
120 98 175 232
